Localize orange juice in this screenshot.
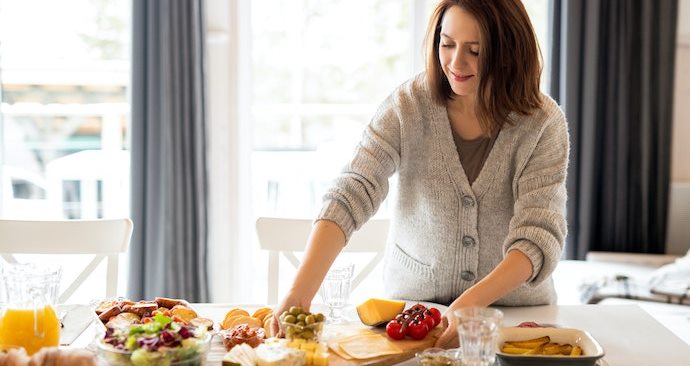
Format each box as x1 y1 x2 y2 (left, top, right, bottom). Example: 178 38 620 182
0 305 60 355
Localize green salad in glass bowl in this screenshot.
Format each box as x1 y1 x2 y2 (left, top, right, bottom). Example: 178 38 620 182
97 313 212 366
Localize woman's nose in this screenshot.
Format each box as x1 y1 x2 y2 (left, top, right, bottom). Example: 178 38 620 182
451 49 466 69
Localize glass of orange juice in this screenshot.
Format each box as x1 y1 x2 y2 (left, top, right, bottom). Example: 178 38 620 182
0 263 61 355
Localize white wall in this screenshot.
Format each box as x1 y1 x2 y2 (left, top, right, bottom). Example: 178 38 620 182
667 0 690 254
673 0 690 182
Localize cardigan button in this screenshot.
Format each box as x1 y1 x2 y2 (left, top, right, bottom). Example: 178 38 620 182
462 236 475 247
461 195 475 207
461 271 476 281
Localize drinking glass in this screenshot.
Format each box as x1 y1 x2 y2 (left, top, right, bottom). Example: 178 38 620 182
319 263 354 324
453 307 503 366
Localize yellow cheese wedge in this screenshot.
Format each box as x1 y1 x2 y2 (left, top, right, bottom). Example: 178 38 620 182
356 298 406 326
313 352 328 366
338 334 403 359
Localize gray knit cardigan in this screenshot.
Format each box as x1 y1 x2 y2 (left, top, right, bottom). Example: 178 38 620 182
317 73 569 306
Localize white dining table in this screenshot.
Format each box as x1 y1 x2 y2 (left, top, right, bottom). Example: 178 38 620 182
497 304 690 366
71 303 690 366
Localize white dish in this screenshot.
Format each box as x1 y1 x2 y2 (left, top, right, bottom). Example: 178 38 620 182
496 327 605 366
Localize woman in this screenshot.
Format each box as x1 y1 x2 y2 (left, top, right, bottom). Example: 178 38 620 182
272 0 568 348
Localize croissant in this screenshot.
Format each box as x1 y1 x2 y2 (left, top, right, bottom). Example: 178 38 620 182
0 347 97 366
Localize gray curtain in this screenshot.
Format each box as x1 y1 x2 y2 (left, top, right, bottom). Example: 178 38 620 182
129 0 209 301
550 0 678 259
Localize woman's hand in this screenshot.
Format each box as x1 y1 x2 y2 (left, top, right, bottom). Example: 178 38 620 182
434 310 460 348
271 289 313 337
269 220 346 337
434 287 484 348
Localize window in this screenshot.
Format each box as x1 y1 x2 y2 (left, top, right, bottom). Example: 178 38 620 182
0 0 131 302
0 0 131 220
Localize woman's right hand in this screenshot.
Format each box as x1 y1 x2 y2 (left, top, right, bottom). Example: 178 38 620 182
270 289 313 338
269 220 347 337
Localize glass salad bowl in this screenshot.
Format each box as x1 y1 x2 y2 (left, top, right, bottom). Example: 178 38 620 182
96 314 212 366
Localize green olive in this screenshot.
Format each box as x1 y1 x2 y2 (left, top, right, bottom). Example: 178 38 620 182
283 314 296 324
289 306 302 316
296 313 307 321
296 320 306 327
305 315 315 325
286 327 295 336
301 329 315 340
315 313 325 322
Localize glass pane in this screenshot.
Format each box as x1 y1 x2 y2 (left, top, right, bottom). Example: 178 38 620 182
0 0 131 220
251 0 414 217
0 0 131 303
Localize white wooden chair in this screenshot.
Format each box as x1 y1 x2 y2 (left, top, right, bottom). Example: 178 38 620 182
256 217 389 304
0 218 133 303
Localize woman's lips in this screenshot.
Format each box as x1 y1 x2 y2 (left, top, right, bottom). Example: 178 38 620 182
451 72 474 82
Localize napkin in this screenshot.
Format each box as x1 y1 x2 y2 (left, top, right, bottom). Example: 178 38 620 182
57 304 95 346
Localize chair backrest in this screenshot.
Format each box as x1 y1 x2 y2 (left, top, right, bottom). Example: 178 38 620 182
256 217 389 304
0 218 133 303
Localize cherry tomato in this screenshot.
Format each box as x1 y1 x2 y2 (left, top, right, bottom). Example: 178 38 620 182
422 314 436 330
411 303 427 312
386 320 407 340
428 307 442 327
407 320 429 340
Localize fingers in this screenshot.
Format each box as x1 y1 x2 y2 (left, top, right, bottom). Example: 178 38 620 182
270 313 283 338
434 326 459 349
434 313 459 348
442 314 449 329
271 292 314 339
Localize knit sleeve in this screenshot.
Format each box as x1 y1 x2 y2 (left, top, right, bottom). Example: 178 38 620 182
316 93 403 242
503 111 569 286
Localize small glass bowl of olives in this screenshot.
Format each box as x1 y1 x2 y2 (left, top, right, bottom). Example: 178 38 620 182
279 306 326 341
416 348 461 366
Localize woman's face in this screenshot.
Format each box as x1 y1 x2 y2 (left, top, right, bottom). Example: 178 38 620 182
438 6 481 98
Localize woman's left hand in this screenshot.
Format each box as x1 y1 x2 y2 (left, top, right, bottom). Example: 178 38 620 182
434 310 459 348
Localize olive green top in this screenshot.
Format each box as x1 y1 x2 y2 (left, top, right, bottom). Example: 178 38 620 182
452 132 497 185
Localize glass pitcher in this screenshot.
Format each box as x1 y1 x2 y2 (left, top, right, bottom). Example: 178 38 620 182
0 263 61 355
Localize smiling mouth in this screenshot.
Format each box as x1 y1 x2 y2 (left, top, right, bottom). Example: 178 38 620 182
451 71 474 82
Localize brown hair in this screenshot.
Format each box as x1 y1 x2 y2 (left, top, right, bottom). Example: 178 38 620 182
425 0 543 136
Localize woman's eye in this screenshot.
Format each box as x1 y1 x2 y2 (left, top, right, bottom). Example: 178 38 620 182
469 47 480 56
440 43 454 48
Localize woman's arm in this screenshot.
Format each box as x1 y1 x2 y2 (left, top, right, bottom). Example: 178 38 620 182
270 220 345 335
451 249 533 307
288 220 346 300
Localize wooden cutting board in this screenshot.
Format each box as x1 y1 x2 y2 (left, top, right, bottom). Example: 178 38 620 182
324 322 442 366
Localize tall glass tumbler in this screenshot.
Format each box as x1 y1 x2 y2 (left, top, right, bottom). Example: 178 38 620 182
319 263 354 324
454 307 503 366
